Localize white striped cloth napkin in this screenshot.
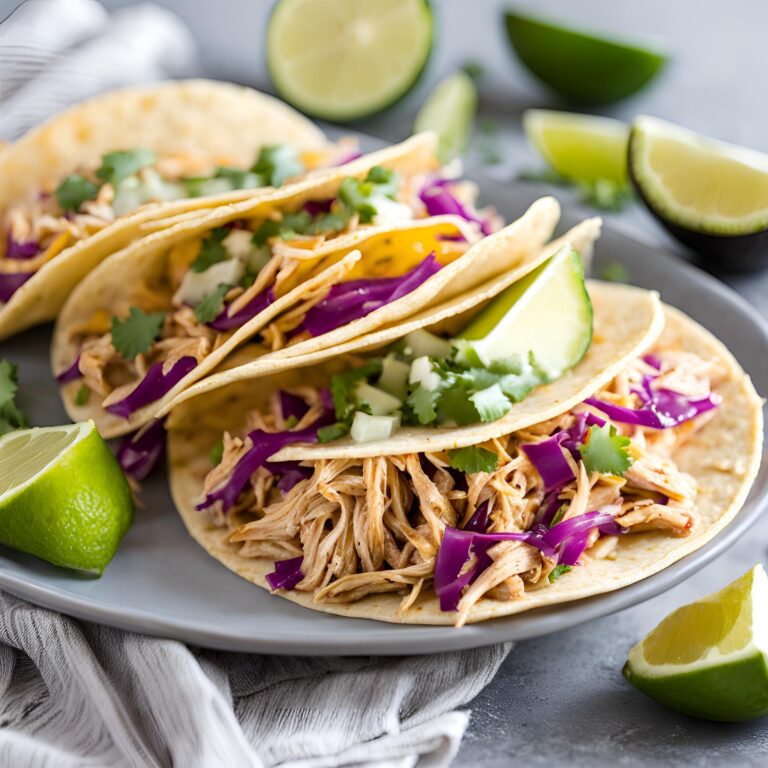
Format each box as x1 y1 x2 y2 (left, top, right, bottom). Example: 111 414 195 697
0 2 512 765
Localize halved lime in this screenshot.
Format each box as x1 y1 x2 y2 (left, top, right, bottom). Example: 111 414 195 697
267 0 433 122
625 565 768 721
523 109 629 186
0 421 132 573
457 245 592 377
504 10 667 105
415 71 477 163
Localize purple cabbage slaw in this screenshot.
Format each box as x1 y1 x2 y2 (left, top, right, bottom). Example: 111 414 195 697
434 508 623 611
266 556 304 591
117 418 166 482
419 180 493 236
279 390 310 422
0 272 33 303
56 354 82 383
208 287 274 332
299 252 441 337
6 234 40 260
105 356 198 419
196 406 334 513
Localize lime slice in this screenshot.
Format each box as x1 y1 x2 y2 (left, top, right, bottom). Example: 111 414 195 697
504 10 667 105
0 421 132 573
267 0 433 121
624 565 768 721
415 71 477 163
523 109 629 186
457 245 592 377
629 115 768 237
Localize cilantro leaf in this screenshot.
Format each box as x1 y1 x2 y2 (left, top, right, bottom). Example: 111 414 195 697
74 385 91 406
329 360 383 420
215 166 265 188
317 422 350 443
210 439 224 466
449 446 498 475
550 504 567 528
435 385 478 426
111 307 165 360
54 174 99 211
191 227 230 272
469 383 512 422
251 144 305 187
0 360 27 435
408 386 439 425
579 424 633 476
194 283 231 324
305 209 352 235
337 166 400 224
548 564 572 583
96 148 156 184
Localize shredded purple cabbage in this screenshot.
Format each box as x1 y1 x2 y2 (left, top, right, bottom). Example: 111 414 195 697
208 288 274 332
6 234 40 260
117 419 166 482
196 411 334 513
300 252 441 337
522 438 574 492
266 556 304 590
105 356 198 419
264 460 312 493
279 390 310 422
642 354 662 370
303 199 334 216
463 501 490 533
56 355 82 383
419 182 492 236
0 271 33 302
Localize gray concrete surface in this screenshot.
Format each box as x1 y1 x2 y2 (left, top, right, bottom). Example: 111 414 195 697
3 0 768 764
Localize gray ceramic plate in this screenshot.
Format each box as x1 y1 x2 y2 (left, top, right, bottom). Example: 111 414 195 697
2 177 767 655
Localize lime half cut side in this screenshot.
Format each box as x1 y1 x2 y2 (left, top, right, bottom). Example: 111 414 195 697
267 0 433 122
504 10 667 105
624 564 768 722
0 421 133 573
629 115 768 237
457 245 592 379
524 109 629 186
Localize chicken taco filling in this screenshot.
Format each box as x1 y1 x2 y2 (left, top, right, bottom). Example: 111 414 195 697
56 166 491 420
193 348 723 626
0 140 360 303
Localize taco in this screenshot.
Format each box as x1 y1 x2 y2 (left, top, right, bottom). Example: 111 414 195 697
53 144 548 438
167 225 761 627
0 79 355 339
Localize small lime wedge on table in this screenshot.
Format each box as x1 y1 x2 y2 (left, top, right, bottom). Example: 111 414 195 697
415 71 477 163
504 10 667 105
625 565 768 721
629 115 768 270
267 0 433 121
0 421 132 573
523 109 629 186
457 245 592 377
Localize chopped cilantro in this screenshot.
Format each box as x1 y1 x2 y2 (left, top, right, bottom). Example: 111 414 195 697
251 211 312 245
305 209 351 235
549 504 567 528
194 283 231 324
251 144 305 187
54 174 99 211
548 564 572 583
210 439 224 466
215 166 265 187
337 166 400 223
579 424 633 476
190 227 230 272
449 446 498 474
408 386 439 425
111 307 165 360
74 385 91 406
0 360 27 435
329 361 383 420
317 422 350 443
96 148 156 184
284 415 298 429
469 383 512 422
435 385 479 426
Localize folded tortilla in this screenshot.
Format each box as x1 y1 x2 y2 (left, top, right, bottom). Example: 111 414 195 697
0 79 332 338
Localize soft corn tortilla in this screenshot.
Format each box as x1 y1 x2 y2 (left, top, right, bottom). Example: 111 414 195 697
166 283 763 626
54 196 560 438
0 79 331 339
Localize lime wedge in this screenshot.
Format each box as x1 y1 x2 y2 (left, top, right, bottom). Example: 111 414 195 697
624 565 768 721
504 10 667 105
629 115 768 237
524 109 629 186
415 71 477 163
0 421 132 573
267 0 433 121
457 245 592 378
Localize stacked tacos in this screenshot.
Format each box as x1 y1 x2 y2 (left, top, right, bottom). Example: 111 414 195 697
165 213 762 626
0 79 358 339
52 133 548 438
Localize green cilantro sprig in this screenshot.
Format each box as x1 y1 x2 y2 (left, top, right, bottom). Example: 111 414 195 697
549 564 572 583
579 424 633 476
448 446 498 474
96 148 156 185
54 175 99 212
191 227 230 273
251 144 305 187
194 284 231 323
0 360 28 435
111 307 165 360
